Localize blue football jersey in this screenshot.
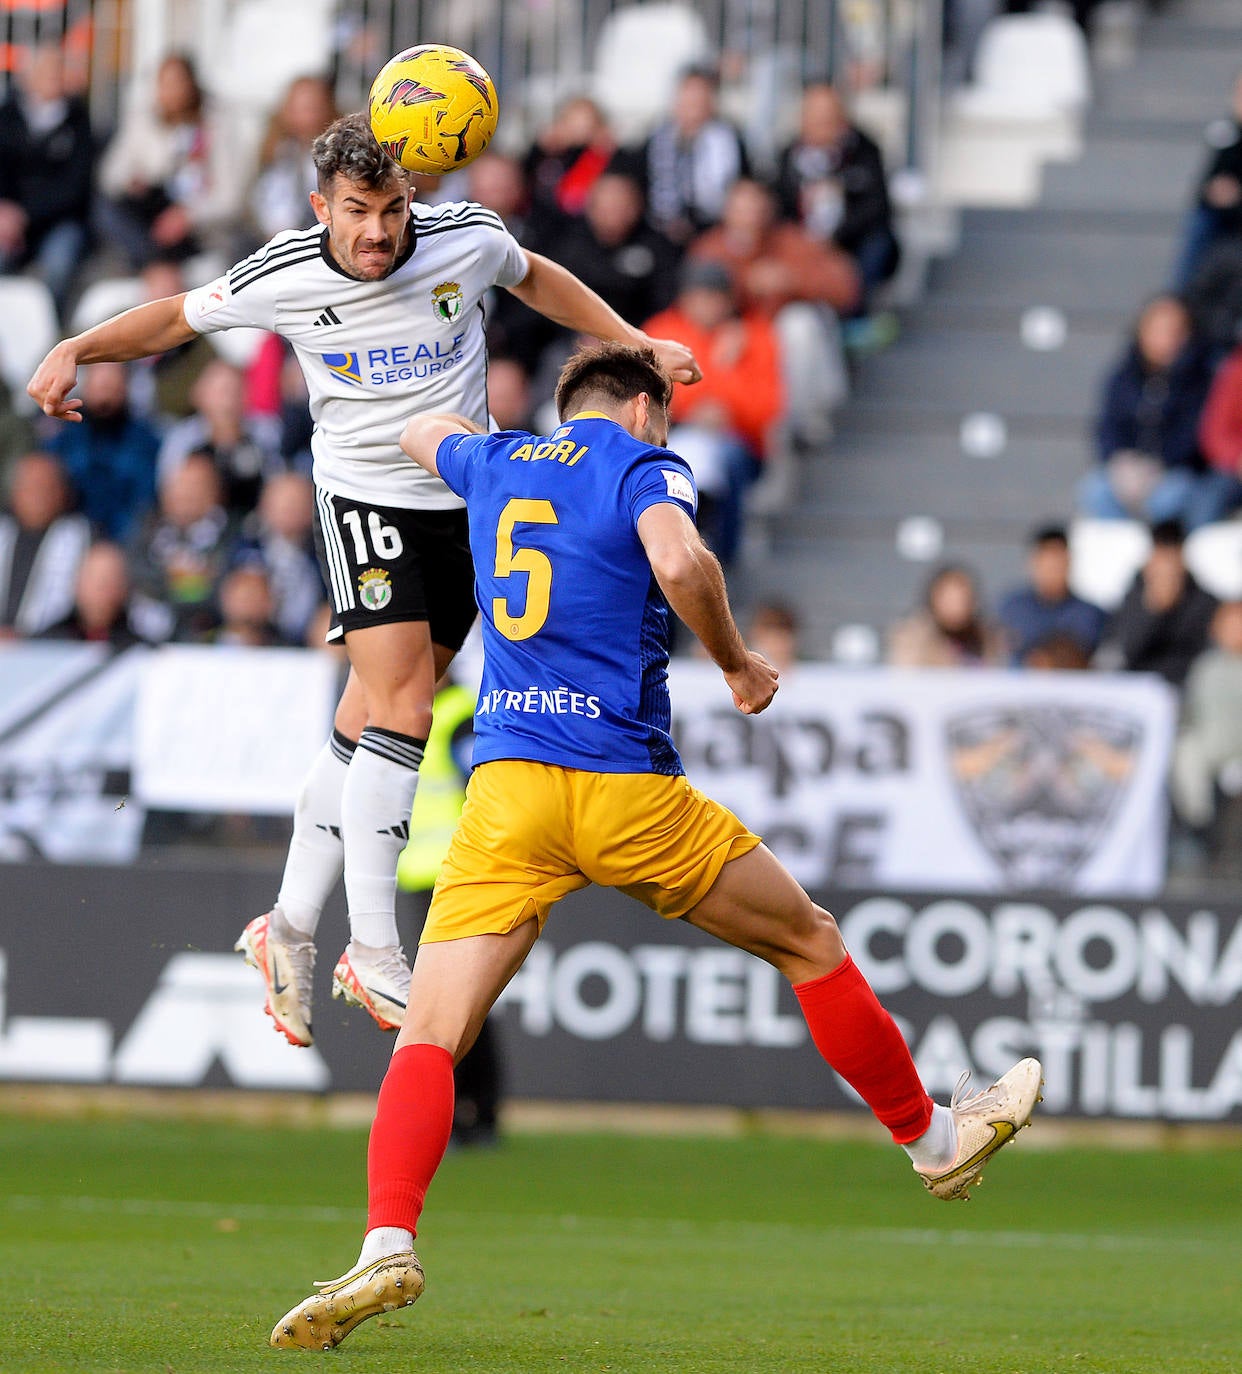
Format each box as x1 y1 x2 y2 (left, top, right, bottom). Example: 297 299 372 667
435 412 698 774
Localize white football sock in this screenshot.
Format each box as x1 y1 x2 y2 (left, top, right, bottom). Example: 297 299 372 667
357 1225 415 1269
340 726 424 948
902 1103 959 1171
274 730 354 937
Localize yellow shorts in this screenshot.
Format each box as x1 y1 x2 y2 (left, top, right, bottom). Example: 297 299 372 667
422 759 761 944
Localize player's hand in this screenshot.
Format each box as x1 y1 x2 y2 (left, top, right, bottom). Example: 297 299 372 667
724 651 779 715
644 334 702 386
27 340 84 422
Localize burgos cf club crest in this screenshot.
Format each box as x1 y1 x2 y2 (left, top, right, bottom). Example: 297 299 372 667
358 567 393 611
432 281 464 323
946 704 1141 888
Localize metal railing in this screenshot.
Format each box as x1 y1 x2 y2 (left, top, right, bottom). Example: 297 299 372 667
1 0 943 174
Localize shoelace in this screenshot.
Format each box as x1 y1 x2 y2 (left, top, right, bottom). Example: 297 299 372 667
949 1070 1002 1116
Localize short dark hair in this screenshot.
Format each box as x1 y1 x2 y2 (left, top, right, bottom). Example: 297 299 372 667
312 111 407 194
1151 518 1186 548
1030 523 1069 549
554 342 673 421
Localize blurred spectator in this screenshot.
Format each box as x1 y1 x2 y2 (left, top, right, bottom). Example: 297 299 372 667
690 177 857 443
746 600 801 673
213 566 283 647
1079 295 1232 530
39 540 146 648
0 378 35 488
97 53 250 268
548 172 680 327
644 260 784 564
129 451 234 641
487 359 534 431
0 42 94 312
1020 633 1092 671
304 599 346 662
1170 601 1242 831
997 524 1106 664
158 359 283 516
467 153 559 369
524 96 617 232
887 564 1006 667
630 66 748 245
0 450 90 639
50 362 160 542
231 472 322 645
1173 70 1242 290
247 75 338 243
1103 520 1217 687
775 83 899 312
130 260 218 420
1196 340 1242 506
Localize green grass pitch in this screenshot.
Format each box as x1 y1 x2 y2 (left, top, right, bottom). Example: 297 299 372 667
2 1114 1240 1373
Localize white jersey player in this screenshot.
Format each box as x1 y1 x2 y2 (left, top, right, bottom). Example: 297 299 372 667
28 112 701 1048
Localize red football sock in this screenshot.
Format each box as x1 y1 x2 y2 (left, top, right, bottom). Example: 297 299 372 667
794 955 933 1144
366 1042 455 1235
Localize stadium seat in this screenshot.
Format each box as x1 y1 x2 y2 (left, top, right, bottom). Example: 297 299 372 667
0 277 58 416
207 326 270 369
1184 521 1242 602
205 0 334 115
70 277 143 336
1068 517 1149 611
939 13 1091 207
591 3 712 140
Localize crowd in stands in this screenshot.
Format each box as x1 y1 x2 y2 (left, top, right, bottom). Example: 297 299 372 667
5 21 1242 870
0 39 907 661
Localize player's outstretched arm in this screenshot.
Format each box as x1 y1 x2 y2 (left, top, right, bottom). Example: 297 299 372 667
400 411 485 477
506 250 702 386
637 502 777 715
28 294 197 422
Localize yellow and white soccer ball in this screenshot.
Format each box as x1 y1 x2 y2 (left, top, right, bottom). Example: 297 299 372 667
368 44 499 176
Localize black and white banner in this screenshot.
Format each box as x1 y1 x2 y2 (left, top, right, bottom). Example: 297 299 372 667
670 663 1177 897
0 865 1238 1123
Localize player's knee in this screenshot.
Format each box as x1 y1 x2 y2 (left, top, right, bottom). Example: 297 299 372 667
809 905 846 968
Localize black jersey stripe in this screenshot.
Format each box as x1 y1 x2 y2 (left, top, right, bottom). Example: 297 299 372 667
230 247 323 294
416 216 507 239
230 230 325 287
229 224 322 274
415 205 504 230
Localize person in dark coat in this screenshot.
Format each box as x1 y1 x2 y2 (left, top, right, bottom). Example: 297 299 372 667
1105 520 1218 687
0 42 94 312
1173 70 1242 290
1079 295 1236 530
39 540 147 649
998 524 1107 664
776 82 899 311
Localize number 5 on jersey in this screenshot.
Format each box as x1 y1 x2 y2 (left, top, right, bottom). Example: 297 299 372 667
493 498 558 641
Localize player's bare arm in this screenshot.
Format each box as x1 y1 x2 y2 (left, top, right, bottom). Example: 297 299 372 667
636 502 778 715
28 294 196 421
507 250 703 387
400 412 486 478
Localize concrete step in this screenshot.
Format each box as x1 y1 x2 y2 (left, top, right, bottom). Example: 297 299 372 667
1040 134 1205 214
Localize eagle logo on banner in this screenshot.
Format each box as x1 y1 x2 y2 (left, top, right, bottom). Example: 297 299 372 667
945 705 1142 888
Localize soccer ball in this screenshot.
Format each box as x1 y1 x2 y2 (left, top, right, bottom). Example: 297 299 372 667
368 44 499 176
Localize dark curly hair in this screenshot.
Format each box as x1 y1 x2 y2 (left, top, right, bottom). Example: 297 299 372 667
554 342 673 421
311 111 407 193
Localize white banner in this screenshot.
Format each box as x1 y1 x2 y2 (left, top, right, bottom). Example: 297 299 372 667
669 665 1178 897
133 646 339 813
0 644 148 864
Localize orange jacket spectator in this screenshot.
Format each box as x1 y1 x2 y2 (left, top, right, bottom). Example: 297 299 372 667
688 177 860 318
645 264 784 457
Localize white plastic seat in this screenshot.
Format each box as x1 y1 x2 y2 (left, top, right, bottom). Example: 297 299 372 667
0 277 59 416
206 0 335 115
70 277 143 335
591 3 712 141
1184 520 1242 602
1068 517 1150 611
955 13 1091 121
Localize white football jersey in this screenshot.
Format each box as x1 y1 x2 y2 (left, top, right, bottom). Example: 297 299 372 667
183 201 528 509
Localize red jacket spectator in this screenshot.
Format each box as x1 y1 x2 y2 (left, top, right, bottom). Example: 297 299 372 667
1199 344 1242 475
688 177 860 318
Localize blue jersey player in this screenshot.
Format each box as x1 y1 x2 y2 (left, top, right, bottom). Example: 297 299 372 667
269 344 1044 1351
